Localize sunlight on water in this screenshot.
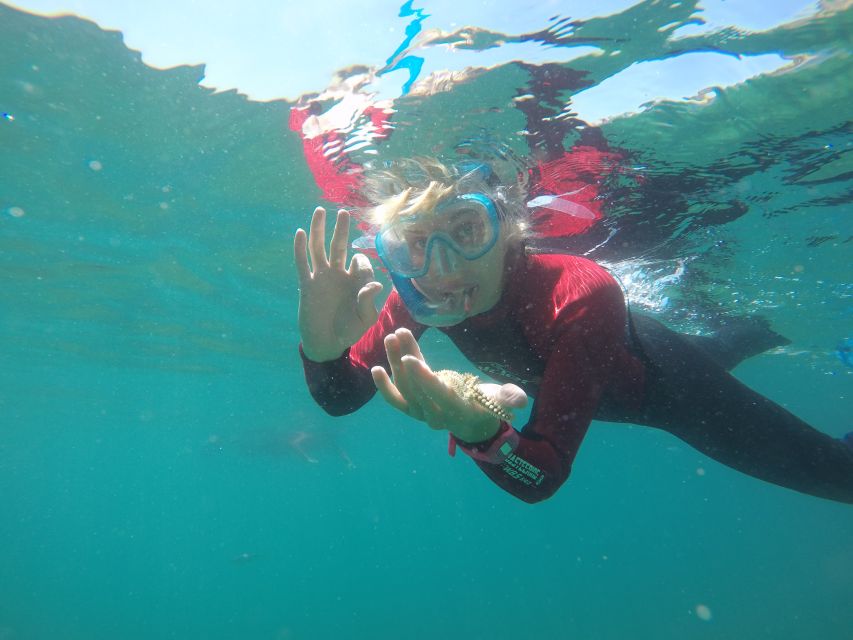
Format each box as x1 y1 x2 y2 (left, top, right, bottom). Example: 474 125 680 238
603 257 689 315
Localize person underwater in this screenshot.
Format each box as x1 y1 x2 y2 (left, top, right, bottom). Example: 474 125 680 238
294 157 853 504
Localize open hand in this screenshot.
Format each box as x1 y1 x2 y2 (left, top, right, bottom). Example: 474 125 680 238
294 207 384 362
371 328 527 443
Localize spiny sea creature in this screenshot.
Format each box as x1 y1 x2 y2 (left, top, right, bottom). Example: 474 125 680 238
435 369 514 422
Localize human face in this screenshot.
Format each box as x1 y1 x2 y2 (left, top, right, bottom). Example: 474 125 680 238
375 193 500 278
409 229 507 325
376 192 511 326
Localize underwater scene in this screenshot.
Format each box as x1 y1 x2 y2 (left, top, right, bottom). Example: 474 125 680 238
1 1 852 638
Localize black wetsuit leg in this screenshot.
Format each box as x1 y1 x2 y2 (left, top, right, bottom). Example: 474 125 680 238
680 316 790 371
628 313 853 504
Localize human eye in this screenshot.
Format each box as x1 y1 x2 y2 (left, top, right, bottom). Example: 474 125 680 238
405 232 428 253
450 215 484 244
455 222 475 240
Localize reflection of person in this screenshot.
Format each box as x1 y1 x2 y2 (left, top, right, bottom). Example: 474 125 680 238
289 70 394 207
294 157 853 504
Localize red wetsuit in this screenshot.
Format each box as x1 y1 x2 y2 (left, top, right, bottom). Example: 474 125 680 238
290 103 853 504
300 252 646 503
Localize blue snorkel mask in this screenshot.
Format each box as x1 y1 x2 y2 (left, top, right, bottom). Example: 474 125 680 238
375 192 503 326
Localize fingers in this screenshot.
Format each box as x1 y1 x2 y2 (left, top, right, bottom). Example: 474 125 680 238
478 383 528 412
383 329 426 398
394 327 424 361
303 207 358 276
497 383 528 409
379 329 470 430
401 356 455 429
348 252 375 281
372 362 426 422
350 252 378 293
356 282 383 325
307 206 329 271
328 209 351 270
383 331 431 420
352 251 382 325
293 228 311 286
371 366 408 413
384 332 408 396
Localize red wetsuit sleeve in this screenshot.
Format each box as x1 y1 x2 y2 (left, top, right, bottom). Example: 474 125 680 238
465 263 630 502
300 291 425 416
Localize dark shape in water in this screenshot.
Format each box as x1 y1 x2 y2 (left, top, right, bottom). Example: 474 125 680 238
837 338 853 368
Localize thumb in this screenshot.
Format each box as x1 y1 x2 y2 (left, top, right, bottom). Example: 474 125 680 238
479 383 528 410
356 281 383 325
496 383 528 409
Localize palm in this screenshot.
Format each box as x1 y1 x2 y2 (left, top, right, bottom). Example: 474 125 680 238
294 207 383 362
371 328 529 442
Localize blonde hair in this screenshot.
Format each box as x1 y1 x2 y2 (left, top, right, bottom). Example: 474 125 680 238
360 157 530 243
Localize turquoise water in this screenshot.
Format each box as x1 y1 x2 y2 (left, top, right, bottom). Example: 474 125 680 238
2 2 852 639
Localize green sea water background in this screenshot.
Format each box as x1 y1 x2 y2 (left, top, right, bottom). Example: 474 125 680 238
1 2 852 639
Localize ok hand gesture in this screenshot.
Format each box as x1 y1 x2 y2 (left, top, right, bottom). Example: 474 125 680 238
294 207 383 362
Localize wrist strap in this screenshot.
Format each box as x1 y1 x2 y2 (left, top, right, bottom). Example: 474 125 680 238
449 422 519 464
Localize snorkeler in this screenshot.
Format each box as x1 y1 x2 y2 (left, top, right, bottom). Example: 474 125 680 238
294 157 853 504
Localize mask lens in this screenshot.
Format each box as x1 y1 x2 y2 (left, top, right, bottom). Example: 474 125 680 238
376 219 431 277
442 205 493 255
375 193 499 278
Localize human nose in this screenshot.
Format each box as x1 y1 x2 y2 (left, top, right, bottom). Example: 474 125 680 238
426 242 458 277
